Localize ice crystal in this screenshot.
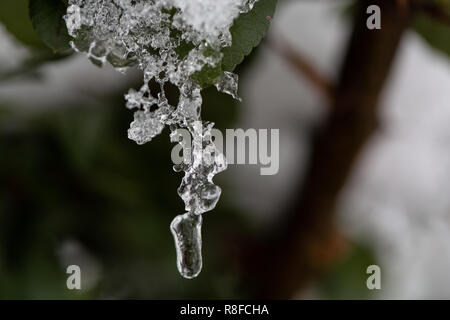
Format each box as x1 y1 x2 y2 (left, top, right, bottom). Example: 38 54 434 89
170 213 202 279
65 0 254 279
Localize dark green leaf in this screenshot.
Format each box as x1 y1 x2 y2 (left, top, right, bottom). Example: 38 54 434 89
192 0 278 88
0 0 47 49
29 0 71 52
192 63 223 88
221 0 278 72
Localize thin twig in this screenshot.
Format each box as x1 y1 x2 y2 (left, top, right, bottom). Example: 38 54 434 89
266 34 336 104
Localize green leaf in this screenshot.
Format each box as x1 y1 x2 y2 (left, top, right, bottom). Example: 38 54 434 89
192 0 278 88
0 0 47 49
413 12 450 59
191 44 224 88
221 0 278 72
21 0 276 86
192 63 223 88
29 0 71 52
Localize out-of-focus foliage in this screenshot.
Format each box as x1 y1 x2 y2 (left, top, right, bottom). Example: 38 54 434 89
317 246 378 300
413 1 450 59
413 15 450 59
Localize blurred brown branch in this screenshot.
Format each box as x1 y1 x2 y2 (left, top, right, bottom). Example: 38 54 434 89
240 0 413 299
266 35 336 103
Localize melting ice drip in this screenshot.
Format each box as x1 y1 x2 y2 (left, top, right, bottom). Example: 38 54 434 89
65 0 257 279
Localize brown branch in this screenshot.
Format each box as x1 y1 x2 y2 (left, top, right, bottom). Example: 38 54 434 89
266 35 336 103
240 0 413 299
396 0 410 14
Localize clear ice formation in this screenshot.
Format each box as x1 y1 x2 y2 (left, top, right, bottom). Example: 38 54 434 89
65 0 256 279
170 213 202 279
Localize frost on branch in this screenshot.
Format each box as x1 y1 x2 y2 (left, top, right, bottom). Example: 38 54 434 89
65 0 255 279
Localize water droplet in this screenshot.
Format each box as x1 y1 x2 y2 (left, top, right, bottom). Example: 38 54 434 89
170 213 203 279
